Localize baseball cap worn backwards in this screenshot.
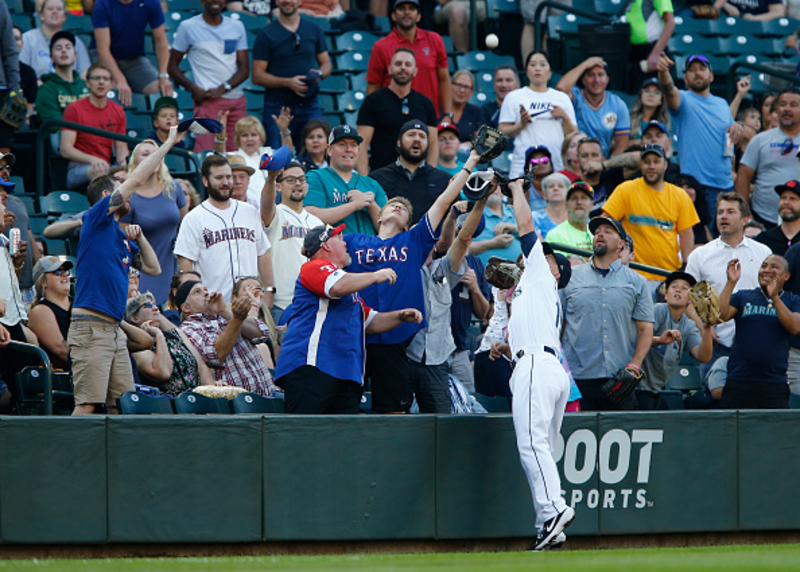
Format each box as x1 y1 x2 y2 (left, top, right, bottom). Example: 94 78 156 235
303 224 346 258
399 119 427 138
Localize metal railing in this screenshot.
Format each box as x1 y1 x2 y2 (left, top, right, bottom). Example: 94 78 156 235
549 242 671 277
533 0 611 52
36 119 202 198
726 59 799 101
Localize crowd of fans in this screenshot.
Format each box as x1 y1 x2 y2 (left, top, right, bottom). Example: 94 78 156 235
1 0 800 414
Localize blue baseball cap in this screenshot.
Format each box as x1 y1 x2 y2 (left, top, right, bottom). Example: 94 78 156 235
643 120 668 135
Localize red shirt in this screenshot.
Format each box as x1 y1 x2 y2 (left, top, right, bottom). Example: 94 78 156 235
366 27 448 116
62 96 126 162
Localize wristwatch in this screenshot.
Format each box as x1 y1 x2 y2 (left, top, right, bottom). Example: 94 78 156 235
223 81 232 92
158 73 169 79
264 286 277 293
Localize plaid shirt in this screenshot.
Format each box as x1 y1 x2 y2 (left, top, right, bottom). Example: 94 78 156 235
181 313 278 396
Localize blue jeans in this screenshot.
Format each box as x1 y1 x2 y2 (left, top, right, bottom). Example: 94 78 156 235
262 100 323 150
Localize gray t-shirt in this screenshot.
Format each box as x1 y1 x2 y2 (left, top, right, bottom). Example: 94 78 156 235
20 28 91 79
706 356 728 392
741 127 800 224
641 303 702 392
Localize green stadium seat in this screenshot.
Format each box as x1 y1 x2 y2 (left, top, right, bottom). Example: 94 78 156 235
672 15 715 37
373 16 391 33
475 70 496 94
547 13 593 38
174 391 232 414
665 365 703 391
456 51 516 73
129 92 150 113
125 112 152 138
669 34 722 57
320 74 348 94
10 13 32 31
790 392 800 409
245 90 263 111
14 366 74 416
29 214 48 235
231 392 285 413
473 392 511 412
40 191 90 216
349 71 368 92
659 390 685 410
715 15 763 37
323 112 343 126
486 0 520 15
117 391 175 414
337 90 366 113
342 111 358 127
594 0 625 16
149 89 193 111
334 31 381 52
442 35 458 55
335 51 370 73
673 55 727 79
721 36 781 58
165 0 202 13
63 14 93 32
6 0 24 12
16 194 35 215
9 175 25 194
43 238 68 256
759 17 800 38
469 91 491 106
318 93 336 113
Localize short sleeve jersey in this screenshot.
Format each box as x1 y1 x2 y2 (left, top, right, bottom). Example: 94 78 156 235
570 87 631 157
344 213 440 344
641 303 702 391
73 195 140 320
626 0 674 45
62 97 126 162
91 0 165 60
304 167 387 235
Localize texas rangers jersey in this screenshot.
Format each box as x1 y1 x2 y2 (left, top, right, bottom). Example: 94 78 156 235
507 234 561 355
344 213 440 345
275 258 375 385
174 199 270 302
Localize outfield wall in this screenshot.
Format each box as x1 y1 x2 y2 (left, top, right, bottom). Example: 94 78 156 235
0 411 797 544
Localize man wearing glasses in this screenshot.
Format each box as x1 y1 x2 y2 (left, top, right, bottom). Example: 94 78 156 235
261 161 323 324
357 47 438 174
252 0 331 149
658 52 743 232
736 89 800 231
60 62 127 189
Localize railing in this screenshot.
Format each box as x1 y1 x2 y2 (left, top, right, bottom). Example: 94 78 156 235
549 242 671 277
533 0 611 52
726 58 799 100
1 341 53 415
36 119 202 199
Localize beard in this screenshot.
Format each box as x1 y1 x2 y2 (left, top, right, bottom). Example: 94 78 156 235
593 243 608 257
207 181 232 202
398 143 427 164
781 208 800 222
643 171 663 186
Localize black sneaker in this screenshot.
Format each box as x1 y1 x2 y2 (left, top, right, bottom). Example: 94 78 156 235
528 506 575 551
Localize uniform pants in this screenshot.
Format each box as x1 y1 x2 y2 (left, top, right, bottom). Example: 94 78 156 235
510 351 569 530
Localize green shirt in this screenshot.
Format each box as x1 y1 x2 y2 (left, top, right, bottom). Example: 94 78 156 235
305 167 388 235
626 0 673 45
35 73 90 134
544 220 593 256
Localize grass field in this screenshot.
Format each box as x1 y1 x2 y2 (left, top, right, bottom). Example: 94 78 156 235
0 544 799 572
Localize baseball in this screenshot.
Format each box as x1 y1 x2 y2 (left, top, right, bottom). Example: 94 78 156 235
485 34 499 49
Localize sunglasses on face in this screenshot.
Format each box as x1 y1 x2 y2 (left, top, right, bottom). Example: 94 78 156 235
0 164 10 171
529 156 551 165
52 269 70 277
129 268 140 278
140 302 155 309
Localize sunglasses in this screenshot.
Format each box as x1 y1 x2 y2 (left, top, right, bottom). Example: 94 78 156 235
52 268 70 277
129 268 140 278
140 302 155 309
294 33 300 51
401 97 409 115
529 156 550 165
781 137 796 156
0 164 10 171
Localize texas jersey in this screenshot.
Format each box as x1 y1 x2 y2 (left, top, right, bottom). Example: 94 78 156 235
507 234 561 355
345 213 440 344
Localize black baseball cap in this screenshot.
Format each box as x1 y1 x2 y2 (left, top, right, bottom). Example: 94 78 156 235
541 242 572 289
640 144 666 159
152 96 178 118
303 223 345 257
640 77 660 90
328 125 363 145
589 216 627 241
664 271 697 289
50 30 76 53
398 119 428 138
394 0 420 8
775 180 800 197
567 181 593 200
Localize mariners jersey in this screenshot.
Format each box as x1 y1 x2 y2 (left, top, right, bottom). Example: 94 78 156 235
345 213 440 345
507 234 561 355
275 259 375 385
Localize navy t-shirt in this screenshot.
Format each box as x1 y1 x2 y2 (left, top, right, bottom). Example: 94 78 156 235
91 0 165 60
728 287 800 384
252 18 328 107
73 195 139 321
450 253 491 351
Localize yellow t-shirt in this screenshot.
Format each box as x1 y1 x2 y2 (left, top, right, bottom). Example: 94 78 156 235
603 178 700 280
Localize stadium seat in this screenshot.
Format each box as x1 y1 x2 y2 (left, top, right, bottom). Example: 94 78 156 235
63 14 93 32
342 111 358 127
337 90 366 112
323 112 344 126
14 367 74 416
320 74 348 94
456 51 515 73
39 191 90 216
665 365 703 391
335 51 371 73
475 71 495 94
442 35 458 55
318 93 337 113
373 16 391 33
43 238 68 256
245 90 264 112
129 93 150 113
659 390 685 410
759 17 800 38
9 175 25 194
473 393 511 413
10 13 32 31
594 0 625 16
334 31 381 52
165 0 203 13
547 13 594 38
29 214 48 235
6 0 24 12
15 194 35 215
125 113 152 138
174 391 232 414
349 71 368 93
231 392 285 413
790 392 800 409
486 0 520 15
469 91 491 106
668 34 722 57
117 391 175 414
228 11 268 31
672 15 716 37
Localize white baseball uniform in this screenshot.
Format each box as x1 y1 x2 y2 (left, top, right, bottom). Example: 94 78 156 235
507 235 570 531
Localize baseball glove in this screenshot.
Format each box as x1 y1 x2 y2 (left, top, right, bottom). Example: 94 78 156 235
601 366 643 404
688 280 722 326
485 256 522 289
472 125 509 163
690 4 720 18
0 90 27 129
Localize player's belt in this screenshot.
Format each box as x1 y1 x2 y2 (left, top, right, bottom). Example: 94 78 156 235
515 346 559 361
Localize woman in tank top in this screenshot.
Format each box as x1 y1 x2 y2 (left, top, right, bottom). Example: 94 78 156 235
28 256 74 371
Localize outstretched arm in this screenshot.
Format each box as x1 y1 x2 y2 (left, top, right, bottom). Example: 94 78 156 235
509 179 534 237
427 149 482 230
449 197 488 270
365 308 422 335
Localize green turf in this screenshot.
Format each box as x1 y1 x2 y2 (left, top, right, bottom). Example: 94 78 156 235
0 545 799 572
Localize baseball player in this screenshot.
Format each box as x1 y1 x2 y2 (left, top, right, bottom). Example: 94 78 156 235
491 178 575 551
